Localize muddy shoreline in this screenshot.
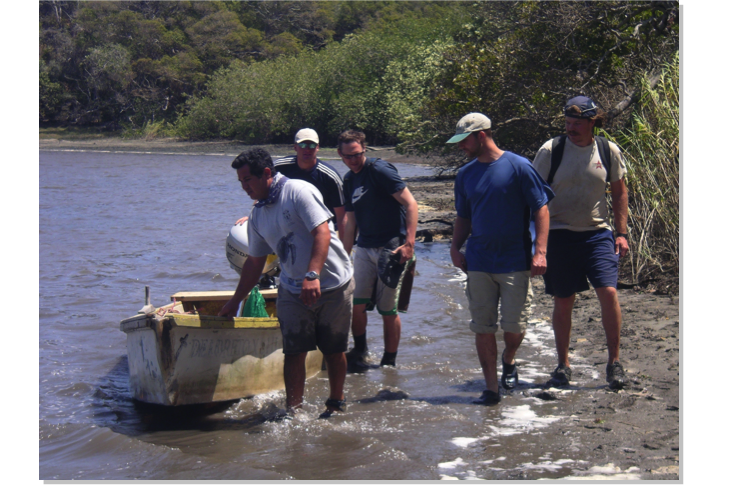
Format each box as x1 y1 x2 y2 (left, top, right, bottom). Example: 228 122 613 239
40 137 680 479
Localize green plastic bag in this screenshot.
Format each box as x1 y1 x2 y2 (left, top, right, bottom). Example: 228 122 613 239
242 286 269 317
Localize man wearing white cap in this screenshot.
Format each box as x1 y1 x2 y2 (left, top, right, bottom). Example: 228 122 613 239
274 128 347 238
447 113 553 405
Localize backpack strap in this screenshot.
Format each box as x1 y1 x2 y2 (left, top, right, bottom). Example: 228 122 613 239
548 135 612 185
595 135 612 184
547 135 567 185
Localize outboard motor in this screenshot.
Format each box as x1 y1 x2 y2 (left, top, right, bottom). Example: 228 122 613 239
226 220 279 287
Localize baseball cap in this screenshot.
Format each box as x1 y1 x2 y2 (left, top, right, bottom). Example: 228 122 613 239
294 128 319 144
564 96 598 118
446 113 491 144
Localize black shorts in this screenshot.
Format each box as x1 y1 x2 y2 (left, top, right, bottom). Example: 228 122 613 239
543 229 619 298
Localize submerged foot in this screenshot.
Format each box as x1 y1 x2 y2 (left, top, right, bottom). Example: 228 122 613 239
473 390 501 406
346 349 374 373
319 398 347 419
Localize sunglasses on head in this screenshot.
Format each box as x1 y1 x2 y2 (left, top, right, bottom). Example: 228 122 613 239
297 142 318 149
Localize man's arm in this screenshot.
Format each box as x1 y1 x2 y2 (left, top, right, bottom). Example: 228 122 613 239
531 204 549 277
300 222 330 306
610 178 629 257
218 255 267 317
342 210 357 255
333 206 347 242
391 187 418 263
450 215 472 273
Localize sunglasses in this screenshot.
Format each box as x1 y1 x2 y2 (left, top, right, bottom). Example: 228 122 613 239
340 151 365 160
297 142 318 149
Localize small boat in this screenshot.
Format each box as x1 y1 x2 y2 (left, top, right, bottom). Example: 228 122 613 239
120 288 324 406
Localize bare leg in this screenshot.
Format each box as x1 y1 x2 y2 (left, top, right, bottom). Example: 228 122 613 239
552 295 576 367
351 303 368 339
324 352 347 401
502 331 526 365
382 313 401 353
595 286 622 364
283 352 307 410
475 333 499 392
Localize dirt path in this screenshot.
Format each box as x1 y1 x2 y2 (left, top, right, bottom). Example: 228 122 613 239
524 279 680 479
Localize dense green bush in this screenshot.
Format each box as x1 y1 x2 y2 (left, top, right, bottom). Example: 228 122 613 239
175 12 462 144
39 1 463 130
397 1 679 169
607 53 679 283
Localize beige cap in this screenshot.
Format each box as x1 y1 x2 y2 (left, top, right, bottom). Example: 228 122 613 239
294 128 319 144
446 113 491 143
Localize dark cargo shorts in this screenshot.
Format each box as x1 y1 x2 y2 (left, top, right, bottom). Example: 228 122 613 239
543 228 619 298
276 278 353 355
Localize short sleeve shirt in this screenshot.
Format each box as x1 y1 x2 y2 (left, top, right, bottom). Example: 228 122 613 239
247 179 352 293
343 158 407 248
455 151 554 273
274 156 345 227
532 137 626 232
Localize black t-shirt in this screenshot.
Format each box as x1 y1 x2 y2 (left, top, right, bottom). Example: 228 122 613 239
343 158 407 248
274 156 345 228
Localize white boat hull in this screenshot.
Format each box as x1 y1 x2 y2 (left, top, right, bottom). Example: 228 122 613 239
120 291 324 406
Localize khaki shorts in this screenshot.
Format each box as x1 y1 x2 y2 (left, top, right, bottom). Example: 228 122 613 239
466 271 532 334
352 245 415 316
276 278 353 355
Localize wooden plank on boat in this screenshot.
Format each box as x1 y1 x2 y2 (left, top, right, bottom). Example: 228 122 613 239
171 289 278 301
169 314 280 329
171 289 278 315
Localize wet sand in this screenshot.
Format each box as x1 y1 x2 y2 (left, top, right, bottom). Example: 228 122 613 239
40 136 680 479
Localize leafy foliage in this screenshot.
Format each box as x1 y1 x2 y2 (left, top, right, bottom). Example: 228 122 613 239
607 53 679 283
176 9 464 144
38 1 458 130
399 1 679 169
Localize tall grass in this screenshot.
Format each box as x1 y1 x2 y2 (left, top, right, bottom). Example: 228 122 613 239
603 53 679 284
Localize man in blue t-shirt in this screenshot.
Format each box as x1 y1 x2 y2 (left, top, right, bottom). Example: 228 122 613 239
447 113 553 406
339 130 418 370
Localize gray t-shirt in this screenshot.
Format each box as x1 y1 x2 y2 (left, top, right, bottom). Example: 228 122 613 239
533 137 626 232
247 179 352 294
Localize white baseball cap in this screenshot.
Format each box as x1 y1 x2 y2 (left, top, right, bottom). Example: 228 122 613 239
446 113 491 143
294 128 319 144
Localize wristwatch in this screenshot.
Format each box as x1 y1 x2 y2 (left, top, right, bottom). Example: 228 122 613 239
304 271 320 281
616 233 628 239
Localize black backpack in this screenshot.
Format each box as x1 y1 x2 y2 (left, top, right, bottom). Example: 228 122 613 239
547 135 612 185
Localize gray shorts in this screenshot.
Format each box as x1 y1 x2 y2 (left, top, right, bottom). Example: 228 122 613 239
466 271 532 334
276 278 353 355
352 244 416 315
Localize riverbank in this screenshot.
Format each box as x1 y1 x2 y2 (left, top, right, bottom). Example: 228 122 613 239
523 278 680 479
39 143 679 479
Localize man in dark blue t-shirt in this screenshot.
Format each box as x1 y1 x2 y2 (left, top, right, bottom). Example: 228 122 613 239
339 130 418 369
447 113 553 406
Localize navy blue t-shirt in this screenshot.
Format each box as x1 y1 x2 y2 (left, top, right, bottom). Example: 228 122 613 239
274 156 345 227
455 151 554 273
343 158 407 248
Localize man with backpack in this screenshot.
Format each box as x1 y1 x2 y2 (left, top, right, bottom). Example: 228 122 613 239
532 96 630 390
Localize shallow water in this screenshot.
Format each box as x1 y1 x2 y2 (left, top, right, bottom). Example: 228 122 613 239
39 149 637 480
